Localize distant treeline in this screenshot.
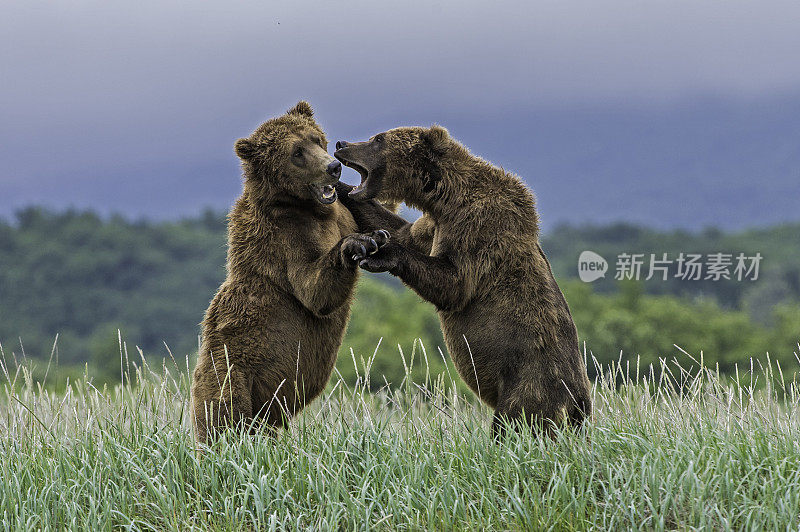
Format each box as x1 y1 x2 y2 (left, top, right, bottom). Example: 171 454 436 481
0 207 797 385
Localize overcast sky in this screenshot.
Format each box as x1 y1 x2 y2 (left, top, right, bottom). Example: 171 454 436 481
2 0 800 222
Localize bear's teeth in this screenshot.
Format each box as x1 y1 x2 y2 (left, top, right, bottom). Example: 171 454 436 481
322 185 335 199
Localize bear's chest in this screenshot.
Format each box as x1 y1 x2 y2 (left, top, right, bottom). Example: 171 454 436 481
311 221 342 252
318 210 355 251
291 204 355 253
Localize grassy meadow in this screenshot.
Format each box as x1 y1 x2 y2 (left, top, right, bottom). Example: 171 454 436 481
1 341 800 531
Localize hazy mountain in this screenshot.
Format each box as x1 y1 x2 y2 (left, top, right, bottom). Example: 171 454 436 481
2 96 799 230
441 95 800 231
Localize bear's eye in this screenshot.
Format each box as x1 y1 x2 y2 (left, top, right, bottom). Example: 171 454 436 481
293 147 303 158
374 134 384 144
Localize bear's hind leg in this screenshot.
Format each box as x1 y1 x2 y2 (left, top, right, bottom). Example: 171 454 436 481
250 395 292 437
193 367 254 443
492 379 569 441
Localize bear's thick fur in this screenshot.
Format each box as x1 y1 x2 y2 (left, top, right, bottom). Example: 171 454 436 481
334 126 592 436
191 102 387 442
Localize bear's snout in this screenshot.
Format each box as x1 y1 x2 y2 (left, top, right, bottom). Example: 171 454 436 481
326 160 342 178
336 140 348 150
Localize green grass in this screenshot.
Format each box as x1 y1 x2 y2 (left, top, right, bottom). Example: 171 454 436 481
1 341 799 531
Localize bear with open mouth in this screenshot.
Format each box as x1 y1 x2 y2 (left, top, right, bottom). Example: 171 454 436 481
334 125 592 437
190 102 388 442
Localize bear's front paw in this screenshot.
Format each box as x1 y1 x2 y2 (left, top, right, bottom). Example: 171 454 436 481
358 242 399 273
341 232 386 266
358 255 397 273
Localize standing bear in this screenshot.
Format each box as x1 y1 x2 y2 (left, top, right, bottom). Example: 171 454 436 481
191 102 387 442
334 126 592 436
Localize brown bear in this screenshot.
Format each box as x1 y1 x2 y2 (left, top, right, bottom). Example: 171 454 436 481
191 101 388 442
333 126 592 437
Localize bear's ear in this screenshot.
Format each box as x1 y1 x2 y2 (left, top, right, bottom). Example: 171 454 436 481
288 101 314 117
424 125 450 154
234 138 258 160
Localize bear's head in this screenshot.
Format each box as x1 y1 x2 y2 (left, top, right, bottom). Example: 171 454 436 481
235 101 342 205
334 125 451 204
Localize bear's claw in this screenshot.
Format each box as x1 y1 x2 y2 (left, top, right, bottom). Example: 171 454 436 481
371 229 391 247
351 243 368 262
